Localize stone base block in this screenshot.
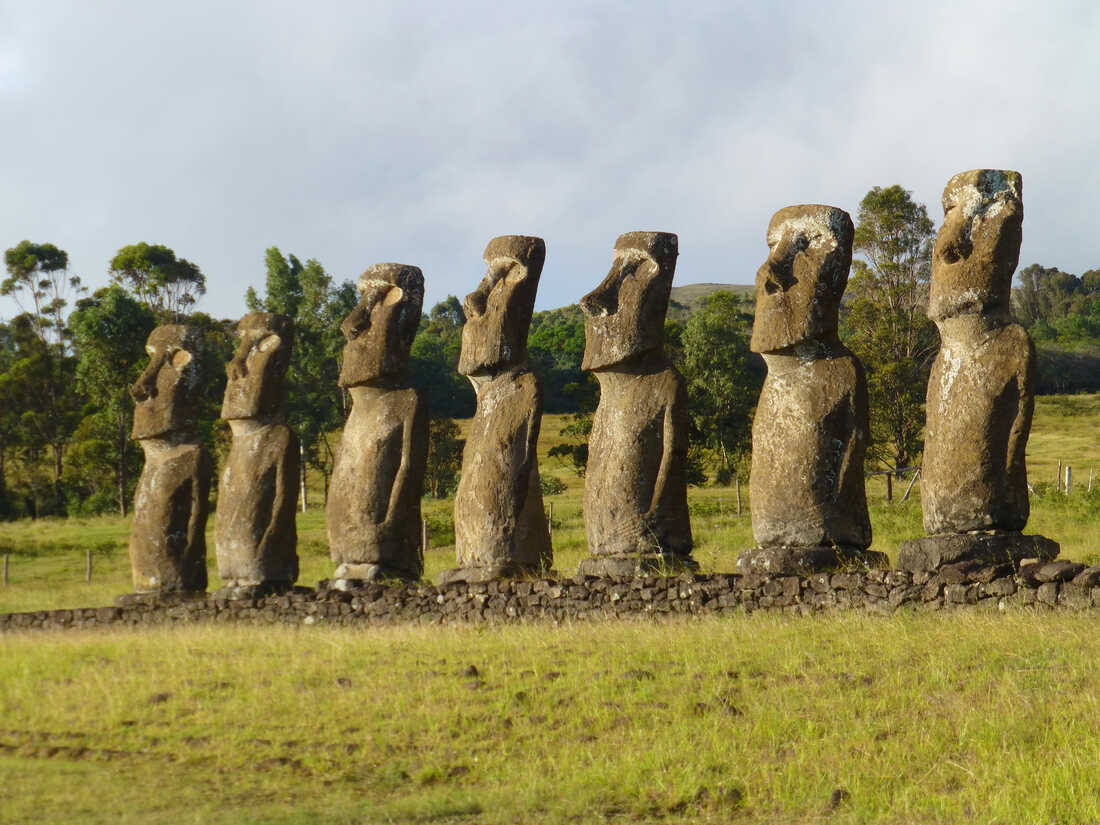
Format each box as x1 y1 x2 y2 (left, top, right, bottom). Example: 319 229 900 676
897 531 1060 572
575 553 699 578
332 563 419 584
735 545 889 576
114 590 206 608
211 581 295 600
438 563 540 587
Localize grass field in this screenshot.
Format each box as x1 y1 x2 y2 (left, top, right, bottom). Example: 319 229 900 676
2 395 1100 823
5 613 1100 824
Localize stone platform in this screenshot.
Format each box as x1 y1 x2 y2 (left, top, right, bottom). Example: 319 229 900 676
736 545 889 576
897 532 1060 572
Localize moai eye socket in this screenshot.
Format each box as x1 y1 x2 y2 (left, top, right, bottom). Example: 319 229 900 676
171 350 193 370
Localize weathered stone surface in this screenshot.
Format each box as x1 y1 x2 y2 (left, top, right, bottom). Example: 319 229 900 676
215 313 299 591
579 232 693 572
896 531 1059 572
922 170 1034 535
128 326 212 593
738 205 873 574
736 546 888 576
446 237 551 583
328 264 428 581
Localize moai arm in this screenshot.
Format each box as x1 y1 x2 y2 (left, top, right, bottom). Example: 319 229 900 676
186 450 211 558
1006 335 1036 477
512 374 543 518
259 430 299 554
648 373 688 517
385 394 429 526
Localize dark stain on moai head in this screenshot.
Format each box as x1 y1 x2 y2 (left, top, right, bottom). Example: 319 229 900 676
221 313 294 421
580 231 678 372
750 205 854 354
338 263 424 387
929 169 1023 322
131 325 204 440
458 235 545 377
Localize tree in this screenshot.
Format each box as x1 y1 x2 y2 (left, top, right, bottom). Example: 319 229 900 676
2 241 86 512
424 417 464 498
680 291 762 481
109 242 206 321
409 296 475 420
842 185 939 470
69 286 157 514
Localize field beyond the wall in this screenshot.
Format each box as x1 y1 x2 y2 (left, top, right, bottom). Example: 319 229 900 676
4 395 1100 823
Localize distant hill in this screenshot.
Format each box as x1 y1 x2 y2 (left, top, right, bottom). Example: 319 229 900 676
667 282 754 320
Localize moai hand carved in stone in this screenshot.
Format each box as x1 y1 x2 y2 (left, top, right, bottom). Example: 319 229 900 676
214 313 300 596
327 264 428 582
124 325 212 597
898 170 1059 571
441 236 552 585
577 231 694 577
736 205 885 575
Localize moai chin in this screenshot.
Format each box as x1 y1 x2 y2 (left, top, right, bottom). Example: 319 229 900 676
576 231 694 577
441 235 552 585
326 263 428 582
214 312 300 597
898 170 1059 571
122 325 212 600
736 205 885 575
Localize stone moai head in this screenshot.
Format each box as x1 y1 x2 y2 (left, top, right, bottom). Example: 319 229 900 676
581 231 678 371
131 325 204 440
929 169 1023 322
338 263 424 387
221 313 295 421
457 235 545 377
750 205 854 354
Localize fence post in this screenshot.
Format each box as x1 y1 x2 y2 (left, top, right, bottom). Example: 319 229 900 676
421 518 428 553
300 442 307 513
1057 460 1063 493
85 548 92 583
1065 466 1072 495
899 468 921 504
886 472 893 502
736 478 742 516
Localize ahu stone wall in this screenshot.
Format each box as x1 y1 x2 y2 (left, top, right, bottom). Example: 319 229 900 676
5 559 1100 633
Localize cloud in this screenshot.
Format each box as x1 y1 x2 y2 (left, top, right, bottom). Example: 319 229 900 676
1 0 1098 320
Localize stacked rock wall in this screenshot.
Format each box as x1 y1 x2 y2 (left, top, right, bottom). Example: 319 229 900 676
6 560 1100 633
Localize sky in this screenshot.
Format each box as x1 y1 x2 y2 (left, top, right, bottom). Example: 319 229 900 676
2 0 1099 320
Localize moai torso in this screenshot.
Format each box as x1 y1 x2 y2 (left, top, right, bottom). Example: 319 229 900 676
328 386 428 573
580 231 693 566
216 313 300 588
750 350 871 548
920 170 1032 536
745 205 872 559
326 264 427 580
454 367 550 570
217 421 300 585
128 325 212 593
446 235 551 580
584 366 691 557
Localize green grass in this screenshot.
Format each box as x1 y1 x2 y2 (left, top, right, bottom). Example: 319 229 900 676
5 613 1100 824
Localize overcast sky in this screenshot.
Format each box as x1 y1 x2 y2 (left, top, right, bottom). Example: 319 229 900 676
2 0 1098 320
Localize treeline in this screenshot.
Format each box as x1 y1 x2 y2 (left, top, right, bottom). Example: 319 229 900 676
0 239 763 520
1011 264 1100 393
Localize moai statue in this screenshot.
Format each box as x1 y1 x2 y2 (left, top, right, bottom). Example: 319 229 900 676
736 205 885 575
898 170 1059 570
327 264 428 582
123 325 212 599
440 236 552 585
577 231 694 577
214 313 299 597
